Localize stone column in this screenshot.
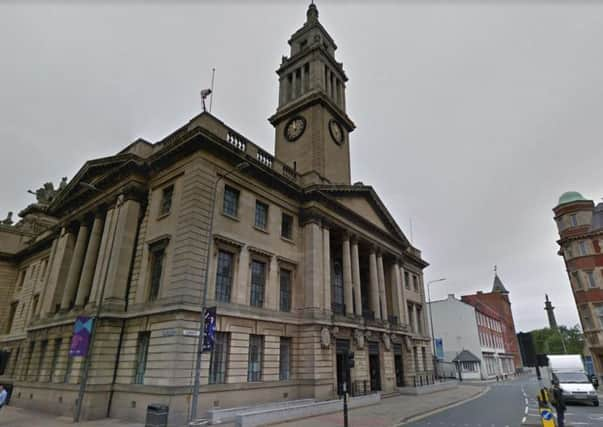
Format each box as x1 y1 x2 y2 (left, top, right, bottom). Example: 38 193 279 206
103 198 141 309
377 253 388 321
369 248 380 320
413 304 420 334
391 263 402 324
303 221 323 310
399 266 410 325
38 237 59 318
351 239 362 316
88 207 116 306
61 223 90 310
267 256 279 311
234 247 250 305
342 234 354 316
41 228 75 316
419 275 429 335
74 215 104 308
322 225 331 312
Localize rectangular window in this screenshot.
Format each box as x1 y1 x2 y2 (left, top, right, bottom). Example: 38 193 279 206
413 275 419 292
158 185 174 216
11 347 20 377
573 271 583 290
279 269 292 312
223 186 240 217
250 260 266 307
279 337 292 380
254 201 269 230
17 269 26 289
247 335 263 382
595 305 603 329
215 250 234 302
64 354 73 384
134 331 150 384
49 338 62 383
23 341 35 381
281 213 293 240
209 332 229 384
38 339 48 381
404 271 410 290
579 241 588 256
148 242 166 301
6 302 18 334
570 214 578 227
30 294 40 322
587 271 597 288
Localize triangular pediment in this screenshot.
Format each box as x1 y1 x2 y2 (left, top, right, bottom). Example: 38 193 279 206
309 184 411 247
49 153 143 214
333 195 389 232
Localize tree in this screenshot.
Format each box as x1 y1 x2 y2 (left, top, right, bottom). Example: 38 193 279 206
530 325 585 355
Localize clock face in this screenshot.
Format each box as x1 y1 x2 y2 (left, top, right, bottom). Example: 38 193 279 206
284 117 306 142
329 119 344 145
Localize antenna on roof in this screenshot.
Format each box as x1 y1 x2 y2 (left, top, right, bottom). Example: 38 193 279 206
210 67 216 112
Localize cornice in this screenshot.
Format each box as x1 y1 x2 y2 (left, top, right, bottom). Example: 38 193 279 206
268 90 355 131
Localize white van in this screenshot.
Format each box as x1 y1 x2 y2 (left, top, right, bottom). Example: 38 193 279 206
545 355 599 407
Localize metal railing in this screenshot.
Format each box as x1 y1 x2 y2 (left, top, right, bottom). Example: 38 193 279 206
412 370 435 387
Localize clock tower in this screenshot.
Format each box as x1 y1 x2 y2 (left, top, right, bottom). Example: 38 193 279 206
269 3 355 186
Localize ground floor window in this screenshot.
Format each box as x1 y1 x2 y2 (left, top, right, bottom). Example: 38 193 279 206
248 335 263 382
209 332 229 384
49 338 62 383
279 337 292 380
134 331 150 384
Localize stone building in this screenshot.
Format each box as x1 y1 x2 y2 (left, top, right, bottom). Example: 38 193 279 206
461 273 522 371
553 191 603 380
0 4 432 425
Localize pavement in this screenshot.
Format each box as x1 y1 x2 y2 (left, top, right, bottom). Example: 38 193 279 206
0 406 143 427
271 384 487 427
0 384 486 427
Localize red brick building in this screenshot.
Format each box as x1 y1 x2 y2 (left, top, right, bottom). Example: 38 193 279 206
462 274 523 370
553 191 603 379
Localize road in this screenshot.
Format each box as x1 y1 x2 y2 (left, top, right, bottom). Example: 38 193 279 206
404 375 603 427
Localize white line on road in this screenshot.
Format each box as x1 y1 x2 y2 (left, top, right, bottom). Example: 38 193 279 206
522 417 526 424
524 406 529 415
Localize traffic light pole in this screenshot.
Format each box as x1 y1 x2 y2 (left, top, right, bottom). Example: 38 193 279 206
342 351 354 427
343 381 349 427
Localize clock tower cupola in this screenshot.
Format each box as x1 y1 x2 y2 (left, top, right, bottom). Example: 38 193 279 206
269 3 355 185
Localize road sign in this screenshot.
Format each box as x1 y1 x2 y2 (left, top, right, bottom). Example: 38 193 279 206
539 408 555 426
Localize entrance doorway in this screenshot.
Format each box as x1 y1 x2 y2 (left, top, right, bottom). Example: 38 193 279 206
394 343 405 386
368 341 381 391
335 339 350 396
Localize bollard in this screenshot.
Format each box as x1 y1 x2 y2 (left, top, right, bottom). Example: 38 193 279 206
537 388 555 427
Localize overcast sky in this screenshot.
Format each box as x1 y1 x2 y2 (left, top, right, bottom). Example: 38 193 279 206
2 1 602 332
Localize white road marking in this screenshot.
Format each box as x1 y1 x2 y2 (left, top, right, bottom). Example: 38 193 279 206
521 417 526 424
524 406 529 414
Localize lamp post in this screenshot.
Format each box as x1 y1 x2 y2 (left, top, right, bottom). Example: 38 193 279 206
427 278 446 380
190 161 249 423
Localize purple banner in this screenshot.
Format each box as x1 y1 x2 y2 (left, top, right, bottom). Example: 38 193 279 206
69 316 93 357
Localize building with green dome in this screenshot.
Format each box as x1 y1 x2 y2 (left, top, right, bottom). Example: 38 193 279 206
553 191 603 382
